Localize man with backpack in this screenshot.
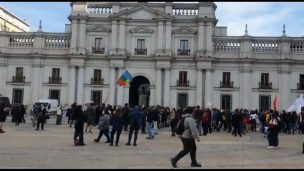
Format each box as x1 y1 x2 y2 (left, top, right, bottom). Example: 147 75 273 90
170 107 201 168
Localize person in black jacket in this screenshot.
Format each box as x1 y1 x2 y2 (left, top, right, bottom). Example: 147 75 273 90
94 104 102 125
35 104 46 131
11 104 22 126
126 106 142 146
146 106 154 139
122 103 131 132
74 105 87 146
232 109 242 137
69 103 77 128
152 106 160 135
109 106 124 146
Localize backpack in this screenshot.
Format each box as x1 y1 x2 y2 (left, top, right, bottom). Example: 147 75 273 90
175 116 190 135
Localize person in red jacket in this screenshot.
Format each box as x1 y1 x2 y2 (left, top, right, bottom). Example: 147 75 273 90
202 108 211 135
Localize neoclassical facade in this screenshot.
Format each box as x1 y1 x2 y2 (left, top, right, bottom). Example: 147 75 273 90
0 2 304 110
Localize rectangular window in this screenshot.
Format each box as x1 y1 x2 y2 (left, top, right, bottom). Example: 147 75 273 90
300 74 304 87
221 94 232 110
223 72 230 84
16 67 23 77
91 90 102 105
12 88 23 104
137 39 145 49
177 93 188 110
261 73 269 85
259 95 271 111
52 68 60 78
135 39 146 55
180 40 188 50
94 69 102 82
49 89 60 104
95 38 103 50
179 71 187 85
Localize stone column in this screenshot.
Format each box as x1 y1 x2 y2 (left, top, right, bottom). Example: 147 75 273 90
79 19 87 53
111 20 117 49
242 71 251 109
156 69 162 106
69 19 78 53
198 22 204 50
109 67 116 105
68 66 76 105
157 21 163 49
165 21 171 49
123 85 130 105
117 68 124 106
205 22 214 56
280 71 289 110
119 20 126 50
205 69 212 108
150 86 156 106
31 65 41 103
0 64 7 96
164 69 171 107
76 66 84 105
196 69 203 107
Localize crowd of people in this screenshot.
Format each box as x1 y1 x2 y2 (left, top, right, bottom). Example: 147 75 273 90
1 100 304 167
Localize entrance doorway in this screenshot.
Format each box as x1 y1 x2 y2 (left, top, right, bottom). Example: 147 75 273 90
129 76 150 108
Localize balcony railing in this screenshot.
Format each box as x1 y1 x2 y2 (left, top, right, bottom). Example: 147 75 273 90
92 47 105 54
258 82 272 89
297 83 304 90
177 49 190 56
49 77 62 84
135 48 147 55
12 76 25 83
220 81 234 88
91 78 104 85
87 7 112 14
176 80 189 87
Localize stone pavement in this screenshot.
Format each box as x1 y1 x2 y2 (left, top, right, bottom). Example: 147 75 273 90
0 115 304 169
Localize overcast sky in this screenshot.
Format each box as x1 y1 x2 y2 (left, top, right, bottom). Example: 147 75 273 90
1 2 304 37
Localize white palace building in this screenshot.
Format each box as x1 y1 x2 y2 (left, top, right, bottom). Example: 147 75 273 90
0 2 304 110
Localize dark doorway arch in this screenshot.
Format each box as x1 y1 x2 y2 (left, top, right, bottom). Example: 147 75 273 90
129 76 150 108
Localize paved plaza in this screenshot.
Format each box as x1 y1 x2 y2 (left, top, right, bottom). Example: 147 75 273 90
0 114 304 169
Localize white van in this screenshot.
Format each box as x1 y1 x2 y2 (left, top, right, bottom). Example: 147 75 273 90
34 99 59 115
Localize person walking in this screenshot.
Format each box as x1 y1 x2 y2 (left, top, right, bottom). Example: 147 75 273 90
85 103 95 133
126 106 142 146
169 108 178 137
21 104 26 123
35 104 46 131
109 106 124 146
170 107 201 168
146 106 155 139
69 103 77 128
122 103 131 132
0 103 9 133
267 111 281 149
152 106 160 135
94 109 111 143
232 109 242 137
11 104 22 126
74 105 87 146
